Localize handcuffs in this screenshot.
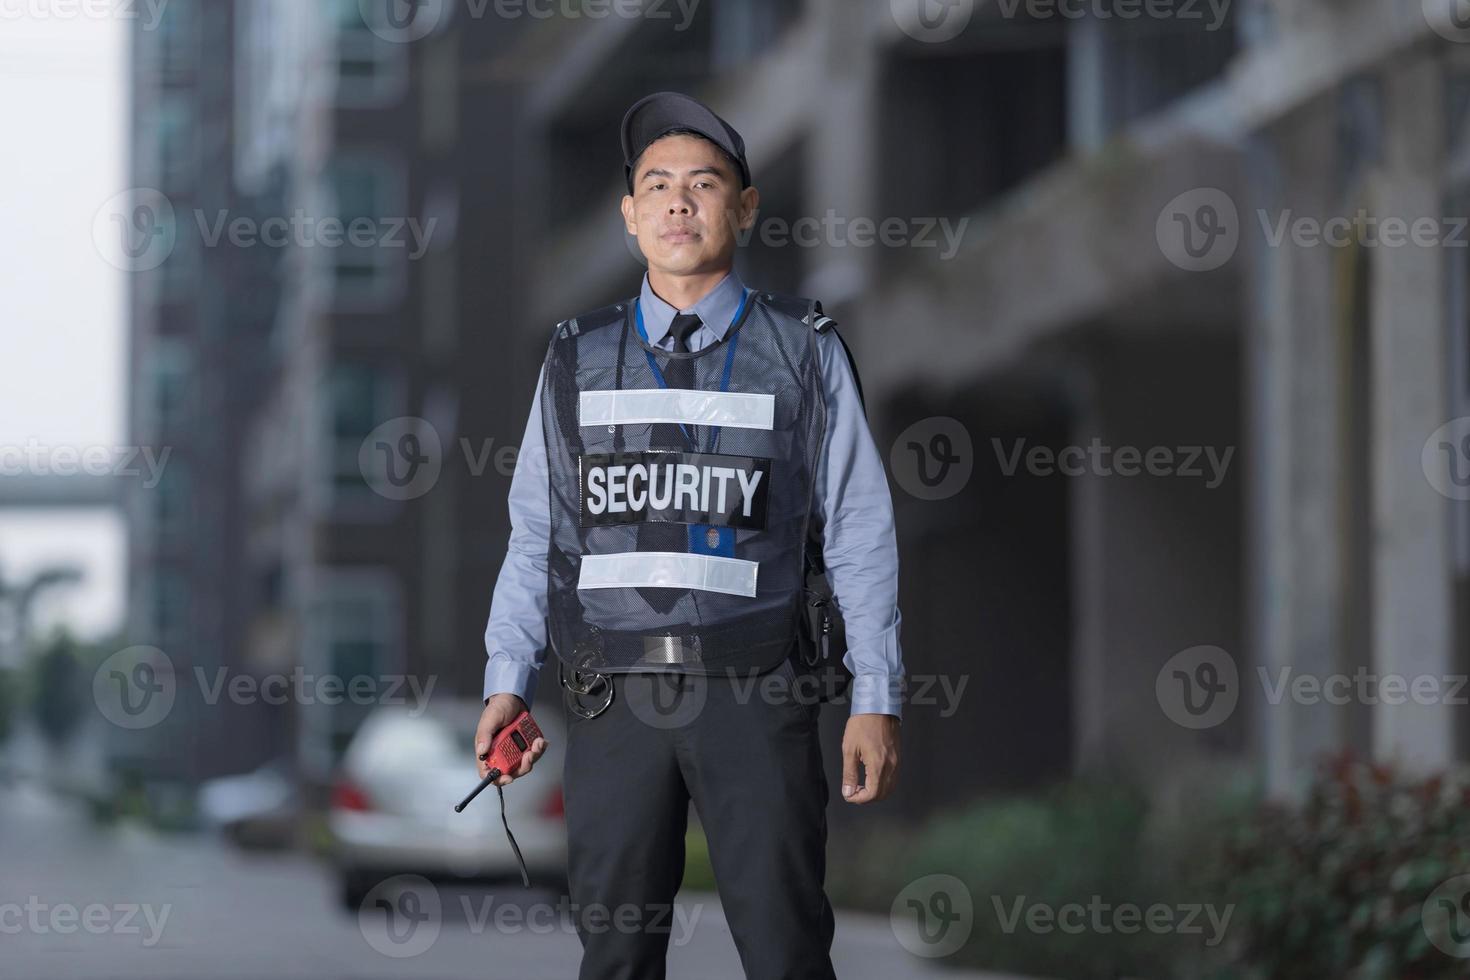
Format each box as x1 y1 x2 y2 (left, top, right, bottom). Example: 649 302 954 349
560 635 614 719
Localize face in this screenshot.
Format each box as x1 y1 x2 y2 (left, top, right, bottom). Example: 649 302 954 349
621 134 759 278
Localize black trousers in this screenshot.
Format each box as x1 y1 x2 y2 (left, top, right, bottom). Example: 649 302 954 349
562 657 837 980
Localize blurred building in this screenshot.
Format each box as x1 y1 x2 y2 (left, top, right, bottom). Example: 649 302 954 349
127 0 1470 814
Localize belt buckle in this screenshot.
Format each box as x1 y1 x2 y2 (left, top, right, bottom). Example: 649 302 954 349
639 633 702 667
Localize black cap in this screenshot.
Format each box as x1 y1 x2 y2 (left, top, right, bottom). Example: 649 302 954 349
621 91 750 192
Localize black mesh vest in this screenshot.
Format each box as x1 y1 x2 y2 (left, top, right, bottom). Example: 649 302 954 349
540 290 827 676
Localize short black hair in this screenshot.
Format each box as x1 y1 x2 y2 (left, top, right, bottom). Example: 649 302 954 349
628 127 746 190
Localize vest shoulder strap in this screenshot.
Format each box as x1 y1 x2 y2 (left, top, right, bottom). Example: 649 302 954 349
557 298 634 339
756 291 830 331
759 292 865 416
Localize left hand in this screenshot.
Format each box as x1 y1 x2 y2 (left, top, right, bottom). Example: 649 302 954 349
841 713 900 804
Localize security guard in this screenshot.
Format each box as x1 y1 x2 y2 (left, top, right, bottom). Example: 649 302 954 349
476 92 905 980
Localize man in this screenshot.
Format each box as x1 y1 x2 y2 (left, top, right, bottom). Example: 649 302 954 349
476 91 904 980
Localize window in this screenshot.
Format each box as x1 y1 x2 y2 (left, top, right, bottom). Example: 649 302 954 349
147 339 193 435
325 361 399 508
331 0 409 107
151 461 192 542
151 570 190 651
155 0 197 76
301 571 401 772
316 153 406 310
157 94 197 189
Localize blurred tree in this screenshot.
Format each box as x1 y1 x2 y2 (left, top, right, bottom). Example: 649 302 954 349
30 629 86 746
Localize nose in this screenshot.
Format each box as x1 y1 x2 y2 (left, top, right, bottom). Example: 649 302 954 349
666 189 694 216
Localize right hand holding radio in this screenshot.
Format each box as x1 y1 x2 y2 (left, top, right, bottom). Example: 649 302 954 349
476 694 548 786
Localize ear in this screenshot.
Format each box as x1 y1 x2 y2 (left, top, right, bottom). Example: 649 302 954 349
620 193 637 235
736 186 760 231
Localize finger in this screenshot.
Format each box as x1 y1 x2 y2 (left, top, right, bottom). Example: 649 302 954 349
514 738 545 778
841 741 861 801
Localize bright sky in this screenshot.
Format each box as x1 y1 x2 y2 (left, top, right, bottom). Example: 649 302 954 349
0 11 126 641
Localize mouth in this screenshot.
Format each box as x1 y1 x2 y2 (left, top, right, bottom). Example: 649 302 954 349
660 227 701 243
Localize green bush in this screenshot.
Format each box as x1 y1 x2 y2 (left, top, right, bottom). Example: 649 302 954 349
1204 755 1470 980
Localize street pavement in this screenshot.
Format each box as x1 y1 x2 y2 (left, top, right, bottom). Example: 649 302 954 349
0 784 1007 980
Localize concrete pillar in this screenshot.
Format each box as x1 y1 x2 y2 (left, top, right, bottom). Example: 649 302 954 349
1367 58 1454 771
1247 104 1346 799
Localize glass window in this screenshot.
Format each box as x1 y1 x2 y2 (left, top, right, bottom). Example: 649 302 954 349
317 154 405 310
326 362 396 505
303 573 401 768
331 0 409 107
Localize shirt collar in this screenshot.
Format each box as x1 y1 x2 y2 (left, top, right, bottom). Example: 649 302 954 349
638 270 747 348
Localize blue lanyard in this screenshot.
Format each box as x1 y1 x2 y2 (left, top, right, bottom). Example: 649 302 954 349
633 289 749 451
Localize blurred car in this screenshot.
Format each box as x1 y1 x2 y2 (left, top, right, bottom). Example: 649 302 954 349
327 699 567 909
198 761 300 850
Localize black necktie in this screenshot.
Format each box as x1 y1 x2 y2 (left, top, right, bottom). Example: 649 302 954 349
636 313 702 613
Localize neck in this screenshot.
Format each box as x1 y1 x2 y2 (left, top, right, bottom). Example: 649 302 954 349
647 266 731 311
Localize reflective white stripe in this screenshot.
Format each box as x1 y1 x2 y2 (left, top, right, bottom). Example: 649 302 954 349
577 551 759 598
579 389 775 430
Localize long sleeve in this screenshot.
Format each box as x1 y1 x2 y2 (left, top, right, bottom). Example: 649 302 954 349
482 365 552 707
811 328 906 718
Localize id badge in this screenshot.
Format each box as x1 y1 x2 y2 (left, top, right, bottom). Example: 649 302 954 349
688 523 735 558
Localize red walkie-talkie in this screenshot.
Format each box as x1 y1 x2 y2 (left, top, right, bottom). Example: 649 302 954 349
455 709 544 887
